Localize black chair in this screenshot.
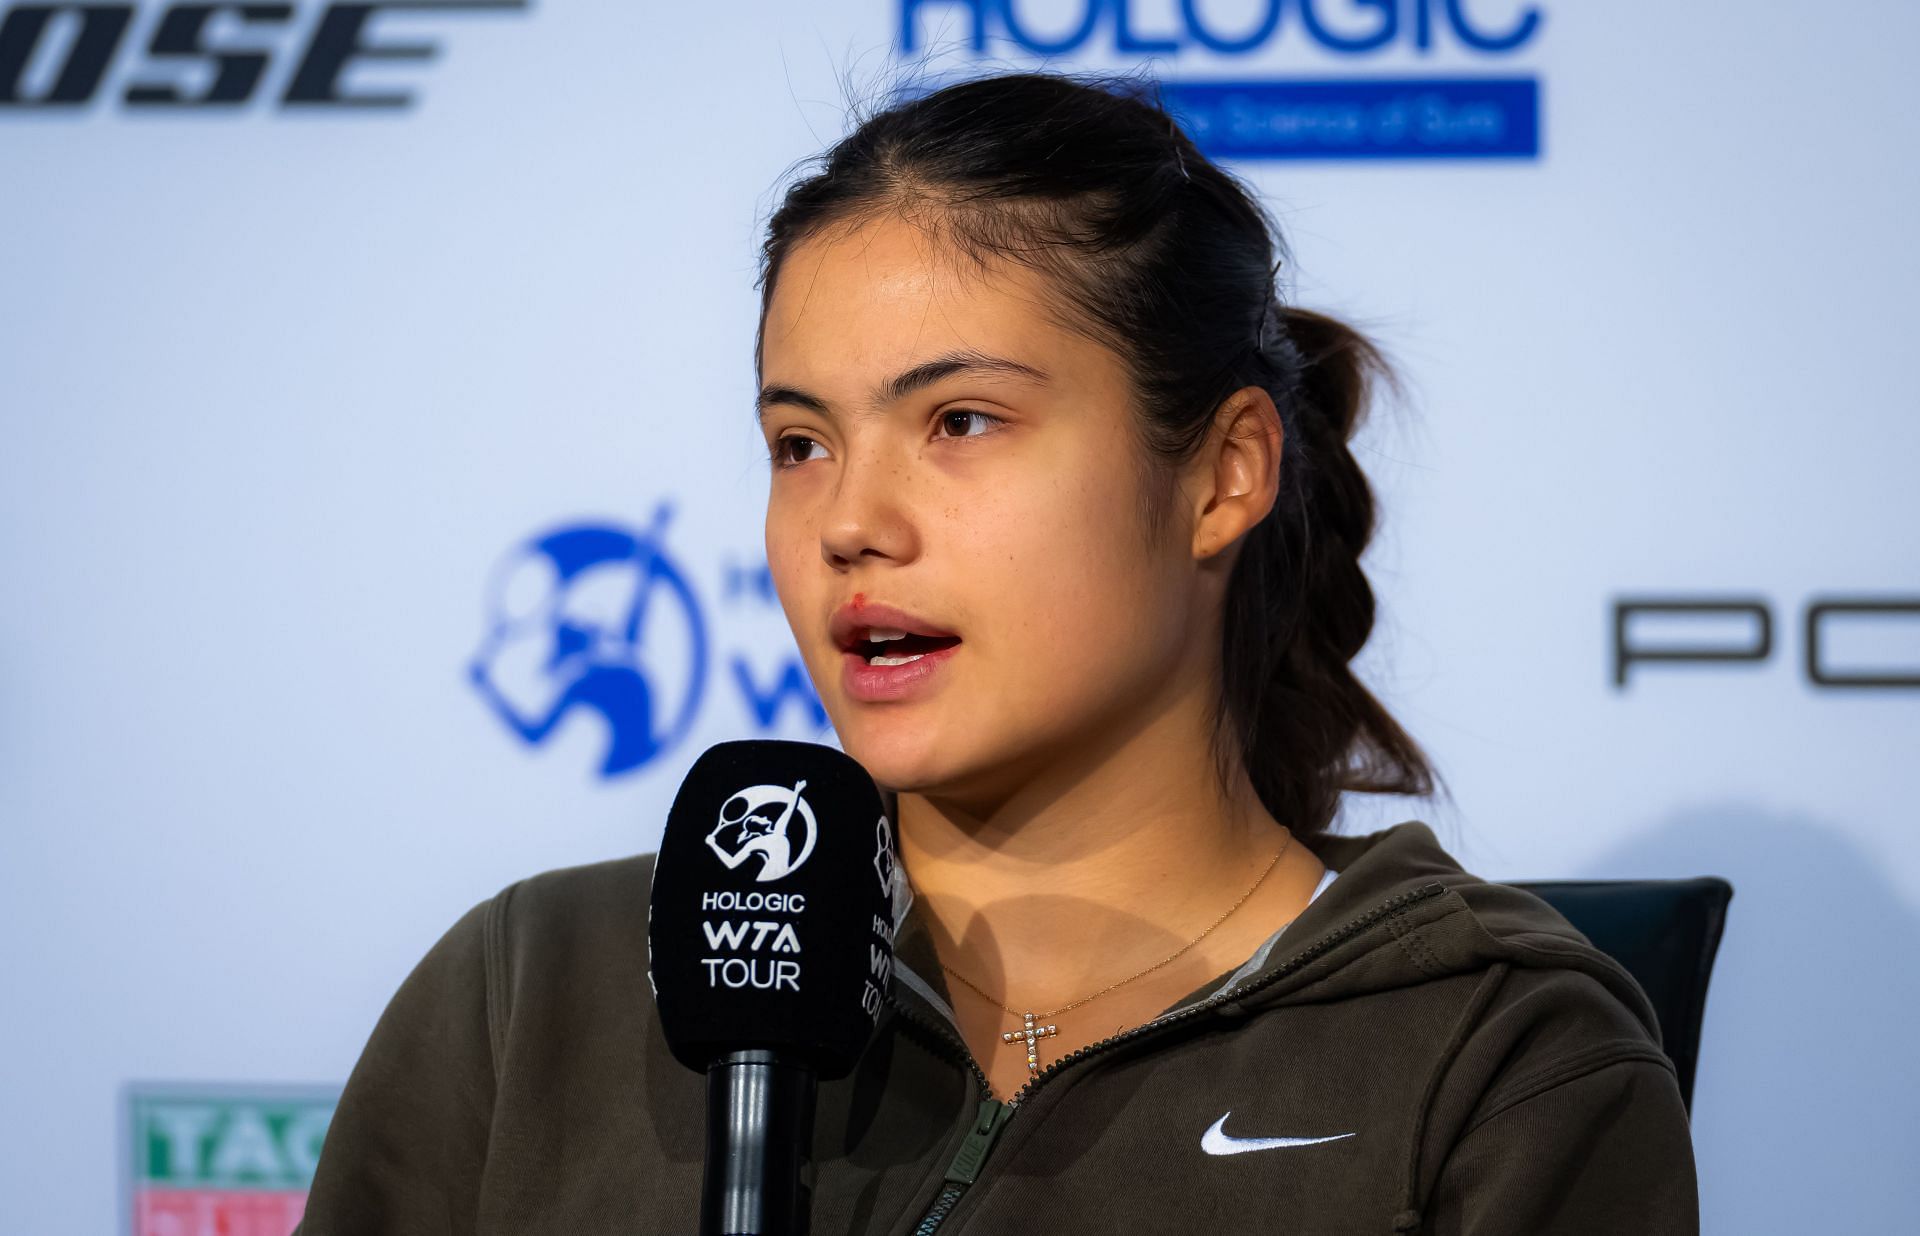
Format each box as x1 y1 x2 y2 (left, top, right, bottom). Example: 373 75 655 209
1508 878 1733 1112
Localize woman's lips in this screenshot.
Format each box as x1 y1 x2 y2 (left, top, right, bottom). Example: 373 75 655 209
841 640 961 703
829 600 959 652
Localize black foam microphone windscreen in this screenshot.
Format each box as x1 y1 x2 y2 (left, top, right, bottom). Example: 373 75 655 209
648 740 899 1080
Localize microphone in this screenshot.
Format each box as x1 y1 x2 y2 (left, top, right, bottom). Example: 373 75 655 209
648 740 900 1236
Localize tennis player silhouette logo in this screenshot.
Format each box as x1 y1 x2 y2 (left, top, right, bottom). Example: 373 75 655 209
706 781 819 882
873 814 897 896
468 505 708 779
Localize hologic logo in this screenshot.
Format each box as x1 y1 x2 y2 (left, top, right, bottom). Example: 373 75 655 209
0 1 526 111
899 0 1541 58
469 503 831 780
706 780 820 883
897 0 1547 162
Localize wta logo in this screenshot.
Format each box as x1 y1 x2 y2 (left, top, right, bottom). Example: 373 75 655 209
468 504 838 781
706 780 820 883
468 506 709 779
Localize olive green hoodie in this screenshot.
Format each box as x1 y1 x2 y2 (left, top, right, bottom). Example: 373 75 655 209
295 821 1697 1234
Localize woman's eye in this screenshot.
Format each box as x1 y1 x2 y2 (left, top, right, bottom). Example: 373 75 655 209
773 413 998 467
771 434 825 468
936 409 1001 440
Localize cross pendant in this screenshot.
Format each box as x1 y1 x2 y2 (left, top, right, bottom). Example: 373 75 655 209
1002 1011 1059 1076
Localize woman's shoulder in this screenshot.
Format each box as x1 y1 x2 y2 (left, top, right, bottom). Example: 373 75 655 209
389 852 663 1042
299 852 674 1229
471 851 662 985
1303 820 1673 1079
492 850 660 923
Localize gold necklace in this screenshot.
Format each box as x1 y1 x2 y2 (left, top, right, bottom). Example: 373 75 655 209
938 831 1293 1080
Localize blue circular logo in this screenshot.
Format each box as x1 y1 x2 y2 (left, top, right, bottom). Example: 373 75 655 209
468 504 708 777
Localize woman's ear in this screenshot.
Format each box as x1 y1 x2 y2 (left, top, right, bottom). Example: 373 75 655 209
1189 386 1283 560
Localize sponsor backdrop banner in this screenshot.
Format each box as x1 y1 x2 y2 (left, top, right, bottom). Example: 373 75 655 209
2 1 1914 1231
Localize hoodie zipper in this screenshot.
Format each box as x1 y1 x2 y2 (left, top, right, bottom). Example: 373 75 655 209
909 1098 1013 1235
890 881 1448 1235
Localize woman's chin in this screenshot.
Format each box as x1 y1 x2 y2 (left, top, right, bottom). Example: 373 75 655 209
835 724 962 795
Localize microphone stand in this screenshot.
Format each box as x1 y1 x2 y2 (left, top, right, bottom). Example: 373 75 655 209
701 1049 818 1235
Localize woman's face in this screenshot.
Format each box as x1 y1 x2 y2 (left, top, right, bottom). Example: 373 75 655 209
758 213 1212 810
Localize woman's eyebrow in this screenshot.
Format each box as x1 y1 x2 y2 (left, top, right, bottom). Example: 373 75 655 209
756 350 1051 424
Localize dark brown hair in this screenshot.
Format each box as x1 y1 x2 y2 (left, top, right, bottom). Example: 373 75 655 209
755 71 1437 842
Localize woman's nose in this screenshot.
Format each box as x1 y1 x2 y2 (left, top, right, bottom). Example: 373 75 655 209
818 451 917 570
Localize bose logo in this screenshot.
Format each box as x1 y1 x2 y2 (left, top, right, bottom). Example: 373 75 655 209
0 1 527 110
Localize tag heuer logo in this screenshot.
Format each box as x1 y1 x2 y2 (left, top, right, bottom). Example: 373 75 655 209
126 1083 338 1235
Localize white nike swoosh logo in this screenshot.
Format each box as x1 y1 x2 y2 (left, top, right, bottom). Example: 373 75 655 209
1201 1111 1356 1156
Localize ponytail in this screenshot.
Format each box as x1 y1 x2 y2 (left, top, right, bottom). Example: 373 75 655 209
1216 308 1435 840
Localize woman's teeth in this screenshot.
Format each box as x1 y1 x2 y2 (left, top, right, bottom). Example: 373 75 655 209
864 627 917 665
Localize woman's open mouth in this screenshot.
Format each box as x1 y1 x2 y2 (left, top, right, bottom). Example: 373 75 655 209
853 629 963 665
840 627 963 702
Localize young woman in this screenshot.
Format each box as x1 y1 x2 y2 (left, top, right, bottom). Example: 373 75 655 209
297 73 1698 1234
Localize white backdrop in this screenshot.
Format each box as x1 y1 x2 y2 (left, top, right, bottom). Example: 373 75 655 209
2 1 1915 1231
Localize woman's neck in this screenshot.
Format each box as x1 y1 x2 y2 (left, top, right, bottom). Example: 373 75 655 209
895 696 1307 1006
